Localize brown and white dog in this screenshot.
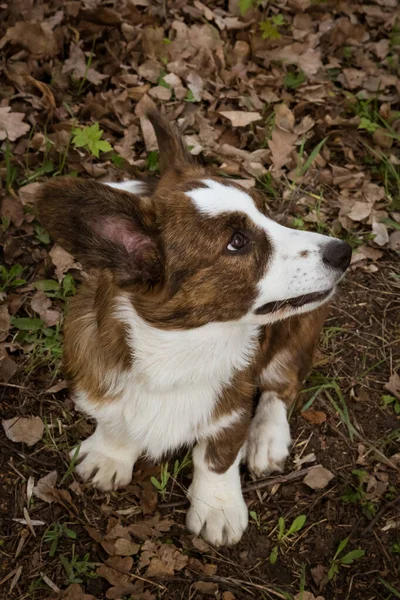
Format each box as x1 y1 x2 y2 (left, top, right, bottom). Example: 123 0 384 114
38 110 351 546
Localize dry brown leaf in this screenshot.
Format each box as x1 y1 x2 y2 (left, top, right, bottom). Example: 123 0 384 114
19 182 41 206
45 380 68 394
114 538 141 556
1 195 24 226
268 128 298 171
187 71 203 101
0 107 30 142
49 244 81 282
301 409 327 424
384 372 400 399
347 201 373 222
0 22 58 57
372 221 389 246
303 465 334 490
139 541 189 577
2 416 44 446
0 345 17 382
193 581 219 594
97 556 133 586
342 68 366 90
148 85 172 101
389 231 400 251
31 291 62 327
31 291 61 325
0 304 11 342
128 516 174 541
351 244 383 264
33 471 58 503
219 111 262 127
62 43 108 85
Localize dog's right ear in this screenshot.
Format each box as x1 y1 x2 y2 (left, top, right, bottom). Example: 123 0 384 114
37 178 162 287
146 109 195 175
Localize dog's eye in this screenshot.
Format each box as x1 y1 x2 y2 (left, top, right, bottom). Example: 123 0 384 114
227 232 249 252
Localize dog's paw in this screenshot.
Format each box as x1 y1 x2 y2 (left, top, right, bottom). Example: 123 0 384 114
246 394 291 478
71 434 134 491
186 482 248 546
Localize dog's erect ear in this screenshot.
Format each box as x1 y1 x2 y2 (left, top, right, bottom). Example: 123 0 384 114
146 109 194 174
37 179 162 287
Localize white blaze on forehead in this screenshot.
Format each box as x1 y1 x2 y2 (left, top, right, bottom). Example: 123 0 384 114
187 179 267 227
186 179 330 249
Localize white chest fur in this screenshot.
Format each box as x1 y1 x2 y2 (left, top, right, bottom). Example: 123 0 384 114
75 296 260 459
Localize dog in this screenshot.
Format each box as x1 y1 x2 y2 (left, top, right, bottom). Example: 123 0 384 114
37 110 351 546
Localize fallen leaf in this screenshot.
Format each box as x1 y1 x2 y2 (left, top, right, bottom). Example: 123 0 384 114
268 128 297 171
45 380 68 394
33 471 58 503
372 221 389 246
193 581 219 594
301 409 327 424
311 564 327 589
19 182 41 206
49 244 81 282
0 305 11 342
128 516 174 541
139 541 189 577
31 290 62 327
1 195 24 227
62 43 108 85
389 231 400 251
219 111 262 127
222 593 237 600
0 345 17 382
0 107 30 141
97 556 133 586
303 465 334 490
347 201 373 222
187 71 203 101
2 416 44 446
0 22 58 57
384 372 400 400
114 538 141 556
274 104 295 131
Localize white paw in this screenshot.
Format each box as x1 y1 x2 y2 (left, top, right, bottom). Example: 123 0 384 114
246 394 291 478
186 482 248 547
71 433 135 491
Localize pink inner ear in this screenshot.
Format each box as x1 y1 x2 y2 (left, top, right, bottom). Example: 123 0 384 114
97 216 152 254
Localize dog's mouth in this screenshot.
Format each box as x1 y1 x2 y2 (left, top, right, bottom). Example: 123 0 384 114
255 289 332 315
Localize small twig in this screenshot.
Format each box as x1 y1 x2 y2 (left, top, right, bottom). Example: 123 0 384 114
360 497 400 538
159 467 314 509
242 466 314 493
0 382 29 390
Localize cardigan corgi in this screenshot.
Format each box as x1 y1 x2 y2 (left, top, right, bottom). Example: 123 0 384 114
37 110 351 546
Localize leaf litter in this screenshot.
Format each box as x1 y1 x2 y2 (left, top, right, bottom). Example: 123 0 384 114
0 0 399 598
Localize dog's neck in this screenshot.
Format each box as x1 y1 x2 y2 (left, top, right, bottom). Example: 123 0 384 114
114 295 260 393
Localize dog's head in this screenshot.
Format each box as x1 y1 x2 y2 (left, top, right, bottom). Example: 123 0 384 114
38 110 351 329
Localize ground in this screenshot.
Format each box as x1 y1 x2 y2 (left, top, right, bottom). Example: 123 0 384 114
0 1 400 599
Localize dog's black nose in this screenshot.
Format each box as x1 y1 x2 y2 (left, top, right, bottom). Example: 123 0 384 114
322 240 352 271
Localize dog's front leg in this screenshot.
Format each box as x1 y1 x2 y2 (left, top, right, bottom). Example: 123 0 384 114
71 418 139 491
186 430 249 546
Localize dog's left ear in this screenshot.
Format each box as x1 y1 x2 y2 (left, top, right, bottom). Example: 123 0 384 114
146 109 195 175
37 178 162 287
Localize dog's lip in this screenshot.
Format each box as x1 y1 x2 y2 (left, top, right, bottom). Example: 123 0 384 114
255 289 332 315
